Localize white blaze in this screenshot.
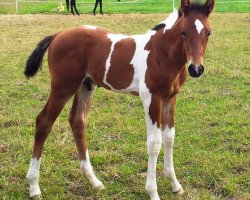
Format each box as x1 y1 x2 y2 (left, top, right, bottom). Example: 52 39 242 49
195 19 204 34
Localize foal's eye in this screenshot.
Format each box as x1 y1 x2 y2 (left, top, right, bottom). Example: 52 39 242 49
207 31 212 38
181 29 187 37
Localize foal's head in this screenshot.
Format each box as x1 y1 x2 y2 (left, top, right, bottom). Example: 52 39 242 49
179 0 214 78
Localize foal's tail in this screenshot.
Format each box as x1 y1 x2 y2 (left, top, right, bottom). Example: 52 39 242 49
24 35 55 78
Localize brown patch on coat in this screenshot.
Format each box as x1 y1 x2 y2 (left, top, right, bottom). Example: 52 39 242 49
149 95 162 128
85 29 113 90
144 19 188 125
106 38 136 90
145 19 187 98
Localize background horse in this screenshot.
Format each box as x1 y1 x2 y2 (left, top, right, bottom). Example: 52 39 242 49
25 0 214 199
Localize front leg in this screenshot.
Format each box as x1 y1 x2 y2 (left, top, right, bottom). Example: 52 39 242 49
161 97 183 194
141 94 162 200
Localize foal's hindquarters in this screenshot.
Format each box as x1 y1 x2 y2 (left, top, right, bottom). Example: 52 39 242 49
26 80 105 197
26 29 106 198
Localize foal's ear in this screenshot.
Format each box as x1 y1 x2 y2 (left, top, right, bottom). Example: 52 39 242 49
180 0 190 14
204 0 215 15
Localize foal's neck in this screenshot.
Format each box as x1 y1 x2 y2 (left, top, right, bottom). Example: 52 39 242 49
158 17 187 72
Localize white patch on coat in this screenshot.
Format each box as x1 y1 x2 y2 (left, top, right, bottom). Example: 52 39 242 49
26 158 42 197
145 121 162 199
130 30 156 94
131 29 162 198
161 9 179 33
102 9 178 94
80 150 104 189
83 25 97 30
103 30 156 94
195 19 204 34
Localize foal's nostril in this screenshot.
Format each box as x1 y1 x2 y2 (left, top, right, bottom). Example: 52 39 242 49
188 64 204 78
199 65 204 74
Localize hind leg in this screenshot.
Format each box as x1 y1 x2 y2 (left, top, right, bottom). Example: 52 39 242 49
26 73 83 198
26 90 71 198
69 80 104 189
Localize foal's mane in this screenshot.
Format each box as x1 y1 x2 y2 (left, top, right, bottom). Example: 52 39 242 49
152 2 208 31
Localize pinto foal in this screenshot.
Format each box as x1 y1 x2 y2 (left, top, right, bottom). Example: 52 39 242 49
25 0 214 199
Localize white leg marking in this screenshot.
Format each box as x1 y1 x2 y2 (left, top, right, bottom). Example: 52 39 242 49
80 150 104 190
26 158 42 198
162 127 183 194
195 19 204 34
130 25 159 200
146 125 162 200
141 95 161 200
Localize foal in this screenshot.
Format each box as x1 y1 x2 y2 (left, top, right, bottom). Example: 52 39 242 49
25 0 214 199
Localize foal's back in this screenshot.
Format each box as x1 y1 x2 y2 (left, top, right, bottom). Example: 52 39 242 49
48 26 154 94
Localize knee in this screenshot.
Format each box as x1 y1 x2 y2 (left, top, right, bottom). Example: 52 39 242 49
147 141 161 155
164 136 174 147
147 131 162 155
162 127 175 147
147 139 162 156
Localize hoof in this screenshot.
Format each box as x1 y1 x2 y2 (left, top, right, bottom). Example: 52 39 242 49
30 195 42 199
95 183 105 190
174 188 184 195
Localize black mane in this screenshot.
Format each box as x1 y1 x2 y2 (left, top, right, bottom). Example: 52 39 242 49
152 23 166 31
151 2 208 31
178 2 210 17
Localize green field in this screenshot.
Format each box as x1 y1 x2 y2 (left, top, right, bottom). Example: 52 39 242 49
0 0 250 14
0 12 249 199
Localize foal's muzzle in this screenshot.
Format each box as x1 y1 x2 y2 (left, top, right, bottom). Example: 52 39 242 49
188 64 204 78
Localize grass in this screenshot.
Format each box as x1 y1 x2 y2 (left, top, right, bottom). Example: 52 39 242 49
0 12 249 199
0 0 250 14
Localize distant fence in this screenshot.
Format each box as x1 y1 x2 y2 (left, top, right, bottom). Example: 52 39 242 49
0 0 249 14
